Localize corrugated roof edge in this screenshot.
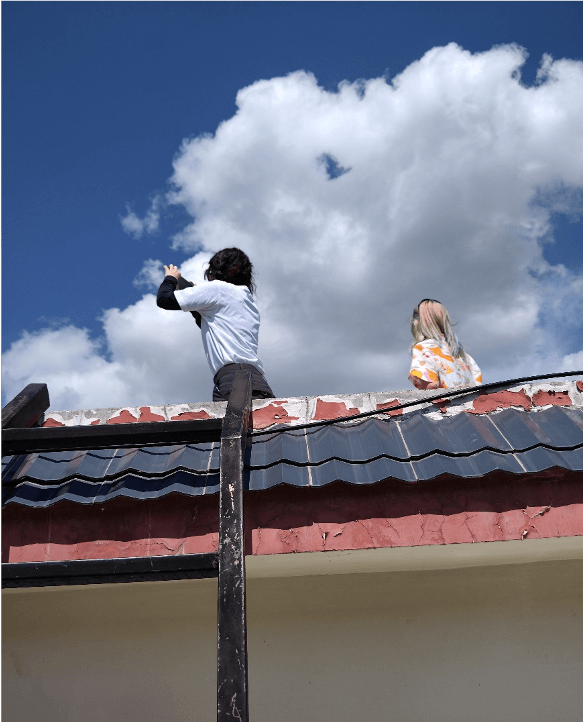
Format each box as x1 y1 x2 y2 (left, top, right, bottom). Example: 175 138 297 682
39 379 583 432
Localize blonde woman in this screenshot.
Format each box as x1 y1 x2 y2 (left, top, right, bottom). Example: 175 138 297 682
408 299 482 390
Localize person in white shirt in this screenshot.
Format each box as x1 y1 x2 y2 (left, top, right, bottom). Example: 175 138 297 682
157 248 274 402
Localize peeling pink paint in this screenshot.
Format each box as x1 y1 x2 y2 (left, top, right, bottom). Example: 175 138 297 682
431 399 450 414
314 399 359 421
469 389 532 414
252 401 299 429
137 406 165 422
170 410 212 421
43 418 65 428
3 471 582 563
106 410 138 424
33 381 583 431
532 390 571 407
376 400 403 417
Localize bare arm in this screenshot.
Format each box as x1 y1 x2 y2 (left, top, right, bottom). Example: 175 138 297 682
409 374 439 390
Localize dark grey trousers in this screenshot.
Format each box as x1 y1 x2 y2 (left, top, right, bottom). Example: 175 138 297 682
212 363 275 402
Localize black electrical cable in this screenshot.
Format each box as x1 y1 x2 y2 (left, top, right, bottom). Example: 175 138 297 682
249 370 583 437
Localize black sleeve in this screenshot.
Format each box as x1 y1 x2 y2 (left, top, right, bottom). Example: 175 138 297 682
157 276 181 310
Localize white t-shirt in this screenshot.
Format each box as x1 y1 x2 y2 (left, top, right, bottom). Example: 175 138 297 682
174 279 264 376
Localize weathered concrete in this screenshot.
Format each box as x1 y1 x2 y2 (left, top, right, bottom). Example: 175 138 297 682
41 380 583 429
4 471 582 563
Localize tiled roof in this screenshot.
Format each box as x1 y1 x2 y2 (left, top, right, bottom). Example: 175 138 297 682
4 404 583 508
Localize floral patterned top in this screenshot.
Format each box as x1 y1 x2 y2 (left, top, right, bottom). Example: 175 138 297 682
409 338 482 390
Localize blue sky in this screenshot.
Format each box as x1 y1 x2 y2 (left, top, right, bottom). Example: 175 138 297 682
2 2 583 410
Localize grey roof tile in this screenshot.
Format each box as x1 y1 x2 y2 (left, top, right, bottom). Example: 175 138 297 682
248 429 309 466
306 419 409 463
490 405 583 449
3 407 583 508
400 413 513 456
412 449 528 480
518 445 583 473
248 464 312 490
309 456 418 486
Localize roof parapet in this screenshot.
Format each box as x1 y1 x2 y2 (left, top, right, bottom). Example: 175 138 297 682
39 379 583 432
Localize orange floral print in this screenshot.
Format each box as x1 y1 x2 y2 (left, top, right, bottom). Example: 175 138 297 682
409 338 481 390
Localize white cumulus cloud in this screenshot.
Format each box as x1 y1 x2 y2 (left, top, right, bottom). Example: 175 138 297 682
120 197 162 239
133 258 165 290
3 43 583 411
562 350 583 372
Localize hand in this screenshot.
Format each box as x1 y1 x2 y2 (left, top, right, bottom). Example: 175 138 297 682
409 374 439 390
163 264 181 281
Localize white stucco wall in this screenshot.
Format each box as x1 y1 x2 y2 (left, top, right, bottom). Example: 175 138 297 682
3 543 583 722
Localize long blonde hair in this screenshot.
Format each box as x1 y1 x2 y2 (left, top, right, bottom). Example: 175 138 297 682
410 299 466 359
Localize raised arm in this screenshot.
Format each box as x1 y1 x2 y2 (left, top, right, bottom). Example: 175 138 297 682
157 264 202 327
157 274 181 310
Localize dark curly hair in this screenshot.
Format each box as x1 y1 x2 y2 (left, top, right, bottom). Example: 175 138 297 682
204 248 255 293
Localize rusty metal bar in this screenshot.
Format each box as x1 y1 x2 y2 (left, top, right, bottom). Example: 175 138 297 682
217 369 252 722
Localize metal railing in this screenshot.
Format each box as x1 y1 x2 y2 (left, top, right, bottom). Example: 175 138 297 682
2 374 253 722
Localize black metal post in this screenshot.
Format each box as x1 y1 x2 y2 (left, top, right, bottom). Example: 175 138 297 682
2 417 222 457
2 383 50 429
217 370 252 722
2 553 218 588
